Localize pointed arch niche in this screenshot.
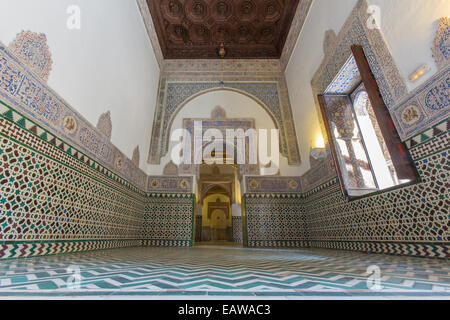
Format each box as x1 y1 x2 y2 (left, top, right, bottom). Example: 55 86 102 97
148 89 294 176
148 82 301 166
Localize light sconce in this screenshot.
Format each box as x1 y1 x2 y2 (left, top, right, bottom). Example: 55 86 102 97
310 133 327 160
217 43 227 58
408 64 429 83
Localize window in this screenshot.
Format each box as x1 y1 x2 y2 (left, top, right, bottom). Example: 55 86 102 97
318 45 418 198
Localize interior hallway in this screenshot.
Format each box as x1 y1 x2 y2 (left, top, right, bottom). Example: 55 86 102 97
0 247 449 298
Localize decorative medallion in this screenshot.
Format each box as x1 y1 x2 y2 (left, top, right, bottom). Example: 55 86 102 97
8 31 53 82
163 160 179 175
249 179 259 189
115 156 123 170
400 105 420 126
288 179 299 190
150 179 160 188
432 17 450 70
179 179 190 189
96 111 112 140
62 115 77 135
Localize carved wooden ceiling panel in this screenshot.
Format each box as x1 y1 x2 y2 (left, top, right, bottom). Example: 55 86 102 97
146 0 300 59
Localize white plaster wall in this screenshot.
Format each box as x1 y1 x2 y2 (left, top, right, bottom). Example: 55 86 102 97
285 0 358 175
0 0 160 169
146 90 301 176
370 0 450 91
285 0 450 174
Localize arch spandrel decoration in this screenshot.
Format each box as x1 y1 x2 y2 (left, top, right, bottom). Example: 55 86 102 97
148 81 301 166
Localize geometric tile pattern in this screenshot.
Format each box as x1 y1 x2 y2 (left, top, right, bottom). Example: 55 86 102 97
142 194 194 247
0 246 448 297
0 123 145 243
245 194 308 248
309 241 449 259
404 118 449 150
302 118 450 258
325 55 361 94
0 95 199 259
232 217 243 244
243 118 450 257
0 240 141 260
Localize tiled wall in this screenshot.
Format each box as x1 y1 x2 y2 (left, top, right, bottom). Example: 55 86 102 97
141 194 194 247
232 216 243 244
0 102 146 259
244 194 309 248
242 119 449 258
303 119 450 258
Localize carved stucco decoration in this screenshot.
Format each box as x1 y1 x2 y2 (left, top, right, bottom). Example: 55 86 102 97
323 29 337 57
96 111 112 140
148 79 301 166
432 17 450 70
163 160 179 176
9 31 53 82
132 146 140 167
211 105 226 119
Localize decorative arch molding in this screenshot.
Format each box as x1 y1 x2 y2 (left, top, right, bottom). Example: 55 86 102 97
148 81 301 165
201 184 231 203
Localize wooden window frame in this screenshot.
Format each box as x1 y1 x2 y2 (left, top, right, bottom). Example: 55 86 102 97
318 45 419 199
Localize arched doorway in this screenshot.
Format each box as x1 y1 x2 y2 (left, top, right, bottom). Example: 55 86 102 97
195 163 243 246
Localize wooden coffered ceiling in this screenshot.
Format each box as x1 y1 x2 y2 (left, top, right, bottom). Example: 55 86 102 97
146 0 300 59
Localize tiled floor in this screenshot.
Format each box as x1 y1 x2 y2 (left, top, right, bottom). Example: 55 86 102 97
0 246 449 299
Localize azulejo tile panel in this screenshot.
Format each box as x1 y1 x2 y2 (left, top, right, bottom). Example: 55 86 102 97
302 119 450 258
232 216 243 244
0 109 146 259
0 97 201 259
244 194 308 248
142 194 194 247
0 240 141 260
